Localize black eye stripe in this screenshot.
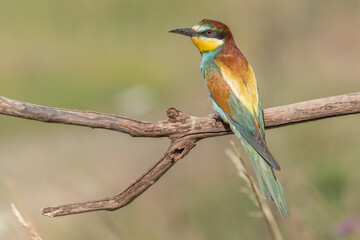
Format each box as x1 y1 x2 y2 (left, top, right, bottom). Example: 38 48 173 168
201 30 226 39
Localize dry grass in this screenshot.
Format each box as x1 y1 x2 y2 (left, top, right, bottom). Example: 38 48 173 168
11 204 42 240
3 178 43 240
226 141 283 240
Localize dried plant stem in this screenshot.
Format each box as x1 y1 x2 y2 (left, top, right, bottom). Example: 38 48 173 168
226 142 283 240
11 204 42 240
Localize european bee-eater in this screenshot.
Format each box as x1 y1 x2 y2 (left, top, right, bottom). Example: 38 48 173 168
169 19 288 216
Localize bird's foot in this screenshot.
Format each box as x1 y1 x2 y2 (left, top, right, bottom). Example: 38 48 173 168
209 112 222 123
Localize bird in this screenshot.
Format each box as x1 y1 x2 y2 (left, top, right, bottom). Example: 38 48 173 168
169 19 288 217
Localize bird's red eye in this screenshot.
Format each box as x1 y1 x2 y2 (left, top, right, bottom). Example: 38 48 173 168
206 30 213 35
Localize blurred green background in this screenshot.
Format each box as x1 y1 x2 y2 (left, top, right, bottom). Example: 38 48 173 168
1 0 360 239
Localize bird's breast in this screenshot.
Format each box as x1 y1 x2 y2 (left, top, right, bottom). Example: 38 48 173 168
204 64 232 114
213 60 259 115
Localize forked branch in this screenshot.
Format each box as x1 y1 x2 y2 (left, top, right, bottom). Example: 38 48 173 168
0 92 359 217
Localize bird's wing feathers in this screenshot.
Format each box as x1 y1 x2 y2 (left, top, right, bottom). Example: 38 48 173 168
205 60 280 170
226 93 280 170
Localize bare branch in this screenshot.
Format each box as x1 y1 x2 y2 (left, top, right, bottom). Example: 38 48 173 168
1 92 359 217
1 93 359 138
42 138 196 217
264 92 360 128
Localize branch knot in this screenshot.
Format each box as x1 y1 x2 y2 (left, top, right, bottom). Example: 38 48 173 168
166 107 190 122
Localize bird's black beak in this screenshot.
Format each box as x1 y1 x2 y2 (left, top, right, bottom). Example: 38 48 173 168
168 28 198 37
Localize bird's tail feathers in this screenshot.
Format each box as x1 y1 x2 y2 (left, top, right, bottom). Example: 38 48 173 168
233 129 289 218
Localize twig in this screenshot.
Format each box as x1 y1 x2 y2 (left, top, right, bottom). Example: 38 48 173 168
42 137 196 217
0 92 359 217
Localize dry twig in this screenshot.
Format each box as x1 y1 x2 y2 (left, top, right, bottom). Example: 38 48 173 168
0 92 359 217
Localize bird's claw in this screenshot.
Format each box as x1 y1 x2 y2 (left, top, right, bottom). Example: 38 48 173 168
209 112 222 123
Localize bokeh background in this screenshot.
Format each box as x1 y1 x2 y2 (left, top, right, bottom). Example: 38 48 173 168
1 0 360 239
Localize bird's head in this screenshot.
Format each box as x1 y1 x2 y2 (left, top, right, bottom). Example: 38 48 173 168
169 19 232 53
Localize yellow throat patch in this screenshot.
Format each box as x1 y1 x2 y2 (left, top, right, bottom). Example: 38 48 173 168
191 37 224 52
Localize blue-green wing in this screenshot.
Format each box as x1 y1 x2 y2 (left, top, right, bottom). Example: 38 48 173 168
217 93 280 170
212 97 288 217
